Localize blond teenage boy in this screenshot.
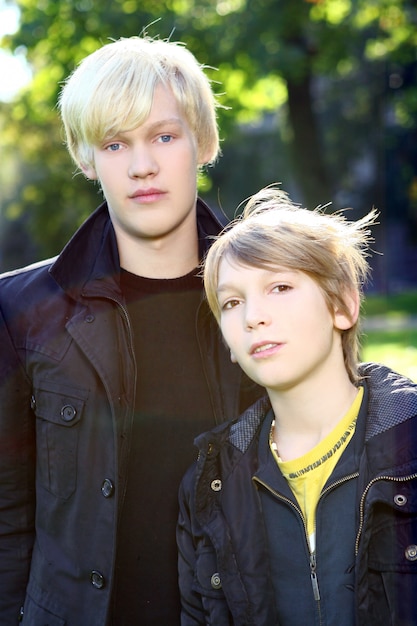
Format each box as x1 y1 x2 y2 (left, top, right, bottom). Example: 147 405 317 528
0 36 262 625
177 186 417 625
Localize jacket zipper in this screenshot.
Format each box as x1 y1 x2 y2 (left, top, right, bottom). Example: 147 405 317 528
310 552 320 600
253 477 321 606
355 471 417 555
254 471 359 617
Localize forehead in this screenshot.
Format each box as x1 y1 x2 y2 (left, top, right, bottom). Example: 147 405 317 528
130 83 182 124
217 257 297 288
93 82 187 145
149 83 181 113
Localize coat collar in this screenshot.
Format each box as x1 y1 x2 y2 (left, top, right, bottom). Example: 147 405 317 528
49 197 227 302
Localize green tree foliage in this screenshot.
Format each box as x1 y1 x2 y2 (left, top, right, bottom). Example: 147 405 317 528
1 0 416 277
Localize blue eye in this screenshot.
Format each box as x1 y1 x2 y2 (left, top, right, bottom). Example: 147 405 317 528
159 134 172 143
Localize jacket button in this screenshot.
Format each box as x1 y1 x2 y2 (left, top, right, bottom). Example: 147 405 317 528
60 405 77 422
30 396 36 411
211 479 222 492
101 478 114 498
394 494 407 506
405 545 417 561
90 570 105 588
210 572 222 589
85 314 95 323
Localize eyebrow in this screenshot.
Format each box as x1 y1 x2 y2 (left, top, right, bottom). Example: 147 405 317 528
145 117 185 132
137 117 186 136
105 118 185 142
216 283 240 296
217 267 298 293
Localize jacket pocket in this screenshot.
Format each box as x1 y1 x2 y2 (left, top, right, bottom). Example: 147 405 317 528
193 546 225 598
22 591 66 625
32 381 88 499
192 546 232 625
368 482 417 572
366 494 417 625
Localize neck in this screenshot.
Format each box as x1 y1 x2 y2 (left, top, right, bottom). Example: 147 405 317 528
116 228 199 279
269 364 358 461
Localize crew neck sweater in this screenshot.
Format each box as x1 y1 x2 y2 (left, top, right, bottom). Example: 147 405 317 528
111 268 215 625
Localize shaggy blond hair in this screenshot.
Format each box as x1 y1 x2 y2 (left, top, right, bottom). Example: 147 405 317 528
204 186 378 383
58 35 220 171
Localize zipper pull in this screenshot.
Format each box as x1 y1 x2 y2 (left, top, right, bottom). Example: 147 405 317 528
310 552 321 601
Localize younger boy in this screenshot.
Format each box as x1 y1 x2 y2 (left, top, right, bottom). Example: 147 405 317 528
0 36 261 625
177 186 417 625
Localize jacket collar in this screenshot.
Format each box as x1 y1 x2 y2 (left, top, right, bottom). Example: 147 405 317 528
234 363 417 453
195 364 417 479
359 362 417 478
49 202 120 302
360 362 417 441
49 197 227 302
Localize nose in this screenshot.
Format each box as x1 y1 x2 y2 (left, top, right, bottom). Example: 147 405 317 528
128 146 158 179
244 300 271 330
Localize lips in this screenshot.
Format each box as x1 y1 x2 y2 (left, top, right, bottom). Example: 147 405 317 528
250 342 281 356
129 188 165 201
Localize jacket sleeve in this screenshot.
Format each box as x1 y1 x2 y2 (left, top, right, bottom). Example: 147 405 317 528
0 306 35 623
177 463 207 625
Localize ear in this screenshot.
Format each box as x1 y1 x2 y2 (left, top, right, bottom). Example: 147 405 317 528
334 290 360 331
197 142 215 167
80 163 98 180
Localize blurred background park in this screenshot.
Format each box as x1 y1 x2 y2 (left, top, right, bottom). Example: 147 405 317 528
0 0 416 380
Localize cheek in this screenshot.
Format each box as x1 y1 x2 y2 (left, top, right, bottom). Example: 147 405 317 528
299 303 335 340
220 319 235 349
94 166 117 191
178 142 199 174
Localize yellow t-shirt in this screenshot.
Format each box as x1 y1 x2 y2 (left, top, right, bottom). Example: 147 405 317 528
270 386 363 551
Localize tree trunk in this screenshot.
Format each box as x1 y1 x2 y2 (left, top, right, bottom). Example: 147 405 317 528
286 71 331 208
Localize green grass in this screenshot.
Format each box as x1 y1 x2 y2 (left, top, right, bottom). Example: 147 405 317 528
362 290 417 317
361 291 417 382
361 329 417 382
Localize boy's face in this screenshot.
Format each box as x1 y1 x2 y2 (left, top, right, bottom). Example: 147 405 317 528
83 84 208 253
216 257 354 394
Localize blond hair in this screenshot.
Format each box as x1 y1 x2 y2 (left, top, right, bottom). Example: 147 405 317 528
58 35 220 171
204 186 378 383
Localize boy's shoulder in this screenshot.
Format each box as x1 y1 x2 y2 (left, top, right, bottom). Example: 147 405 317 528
228 395 271 454
0 257 60 332
361 362 417 440
360 361 417 397
0 257 56 291
194 395 270 456
0 257 56 279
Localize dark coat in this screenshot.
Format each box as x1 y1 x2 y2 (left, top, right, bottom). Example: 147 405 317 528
0 199 261 625
178 363 417 625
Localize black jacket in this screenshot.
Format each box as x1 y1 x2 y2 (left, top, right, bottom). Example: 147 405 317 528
177 363 417 625
0 199 261 625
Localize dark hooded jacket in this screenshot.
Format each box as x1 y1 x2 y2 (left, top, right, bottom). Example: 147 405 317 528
178 363 417 625
0 199 261 625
